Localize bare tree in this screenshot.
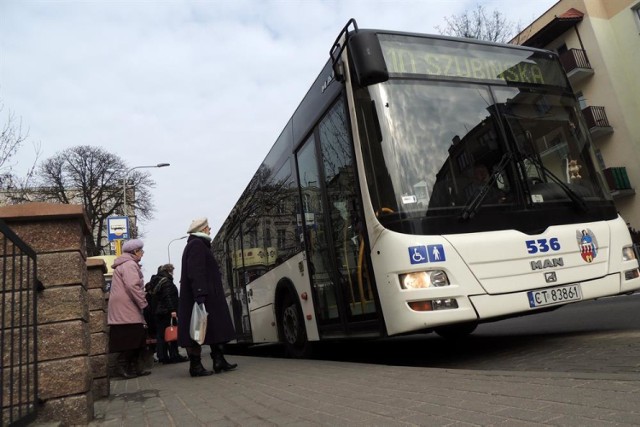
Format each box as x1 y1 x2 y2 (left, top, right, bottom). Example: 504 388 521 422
436 4 515 43
0 102 39 192
34 145 156 255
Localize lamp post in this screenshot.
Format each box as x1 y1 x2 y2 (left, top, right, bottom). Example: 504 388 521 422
122 163 170 217
167 235 188 264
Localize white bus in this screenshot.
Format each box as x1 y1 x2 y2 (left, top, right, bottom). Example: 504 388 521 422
212 20 640 357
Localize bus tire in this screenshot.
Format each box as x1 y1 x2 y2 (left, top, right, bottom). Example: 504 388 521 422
278 292 311 358
434 322 478 339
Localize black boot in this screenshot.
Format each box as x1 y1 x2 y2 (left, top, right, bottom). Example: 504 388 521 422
130 349 151 376
117 352 138 379
133 364 151 377
189 355 213 377
212 345 237 374
170 355 189 364
168 343 188 363
119 368 137 379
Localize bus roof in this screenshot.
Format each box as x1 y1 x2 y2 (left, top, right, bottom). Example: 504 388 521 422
88 255 117 276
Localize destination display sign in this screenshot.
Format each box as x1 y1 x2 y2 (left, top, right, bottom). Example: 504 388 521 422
378 34 567 88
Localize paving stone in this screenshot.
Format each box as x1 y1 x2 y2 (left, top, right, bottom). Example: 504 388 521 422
88 355 640 426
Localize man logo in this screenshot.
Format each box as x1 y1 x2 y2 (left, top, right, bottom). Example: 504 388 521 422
544 272 557 283
531 257 564 270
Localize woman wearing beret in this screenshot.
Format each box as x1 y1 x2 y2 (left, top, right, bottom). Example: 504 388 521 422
178 217 237 377
107 238 151 379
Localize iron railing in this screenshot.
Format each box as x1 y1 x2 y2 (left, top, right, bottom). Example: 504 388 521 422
582 106 611 129
559 48 592 73
0 218 40 426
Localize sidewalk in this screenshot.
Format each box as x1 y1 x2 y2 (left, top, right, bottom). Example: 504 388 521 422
90 355 640 426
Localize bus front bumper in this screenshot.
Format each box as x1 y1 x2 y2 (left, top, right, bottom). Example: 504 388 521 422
469 272 639 320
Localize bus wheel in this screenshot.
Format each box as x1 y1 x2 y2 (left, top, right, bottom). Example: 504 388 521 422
279 292 311 358
434 322 478 339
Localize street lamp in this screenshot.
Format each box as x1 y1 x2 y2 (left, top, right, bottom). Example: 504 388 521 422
167 235 188 264
122 163 170 217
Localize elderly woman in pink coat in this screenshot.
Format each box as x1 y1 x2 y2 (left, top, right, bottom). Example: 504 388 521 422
107 239 151 379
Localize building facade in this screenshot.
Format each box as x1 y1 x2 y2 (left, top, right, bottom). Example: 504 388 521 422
513 0 640 229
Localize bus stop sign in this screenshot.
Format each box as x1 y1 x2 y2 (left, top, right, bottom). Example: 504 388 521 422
107 216 129 241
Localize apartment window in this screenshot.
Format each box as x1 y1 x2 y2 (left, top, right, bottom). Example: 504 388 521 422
634 3 640 29
456 151 470 170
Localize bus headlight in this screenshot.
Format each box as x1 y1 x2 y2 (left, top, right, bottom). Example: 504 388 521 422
400 270 450 289
623 245 640 281
622 246 637 261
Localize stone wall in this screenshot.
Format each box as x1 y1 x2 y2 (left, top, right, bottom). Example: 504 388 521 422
0 202 98 425
86 258 109 399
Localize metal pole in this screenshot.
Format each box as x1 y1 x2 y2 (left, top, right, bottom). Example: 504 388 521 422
167 235 188 263
122 163 171 219
123 173 127 216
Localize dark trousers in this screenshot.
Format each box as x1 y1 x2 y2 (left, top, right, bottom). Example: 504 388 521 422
155 315 181 362
116 348 142 377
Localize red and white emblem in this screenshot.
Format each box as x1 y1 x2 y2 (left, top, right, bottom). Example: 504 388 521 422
576 229 598 263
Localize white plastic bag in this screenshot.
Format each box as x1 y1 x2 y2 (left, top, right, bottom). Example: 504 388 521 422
190 302 208 344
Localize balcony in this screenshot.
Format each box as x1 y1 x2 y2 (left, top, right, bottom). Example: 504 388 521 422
581 106 613 139
559 48 594 84
603 166 635 199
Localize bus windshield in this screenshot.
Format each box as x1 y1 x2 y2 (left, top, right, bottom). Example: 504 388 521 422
356 35 614 235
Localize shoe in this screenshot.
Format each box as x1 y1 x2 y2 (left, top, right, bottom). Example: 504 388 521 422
189 356 213 377
213 353 238 373
117 355 138 379
213 356 238 373
118 367 138 379
129 359 151 376
169 355 188 364
212 346 237 373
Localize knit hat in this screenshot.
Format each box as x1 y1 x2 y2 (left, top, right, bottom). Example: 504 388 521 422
160 263 175 273
122 239 144 253
187 217 209 234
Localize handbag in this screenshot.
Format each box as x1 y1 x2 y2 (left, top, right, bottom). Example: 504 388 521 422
164 316 178 342
189 302 208 345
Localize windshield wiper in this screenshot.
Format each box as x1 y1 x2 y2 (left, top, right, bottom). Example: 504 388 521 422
459 152 512 221
524 155 589 212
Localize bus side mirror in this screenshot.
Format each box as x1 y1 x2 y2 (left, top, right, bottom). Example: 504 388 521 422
348 32 389 87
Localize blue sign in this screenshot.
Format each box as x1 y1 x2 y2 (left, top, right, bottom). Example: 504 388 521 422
408 246 428 264
107 216 129 241
409 244 446 264
427 244 446 262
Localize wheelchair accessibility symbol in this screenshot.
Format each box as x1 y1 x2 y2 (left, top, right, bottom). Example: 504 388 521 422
408 246 428 264
408 245 446 264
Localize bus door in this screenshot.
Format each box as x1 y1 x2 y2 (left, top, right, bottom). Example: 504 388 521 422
296 98 380 335
227 230 252 341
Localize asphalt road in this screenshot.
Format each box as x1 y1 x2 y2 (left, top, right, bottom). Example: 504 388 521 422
233 293 640 374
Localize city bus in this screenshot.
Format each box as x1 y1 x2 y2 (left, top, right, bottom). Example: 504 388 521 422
212 19 640 357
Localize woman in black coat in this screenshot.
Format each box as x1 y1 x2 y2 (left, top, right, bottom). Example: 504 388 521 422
152 264 188 364
178 217 237 377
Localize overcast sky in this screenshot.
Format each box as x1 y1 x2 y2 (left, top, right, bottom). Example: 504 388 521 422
1 0 558 282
